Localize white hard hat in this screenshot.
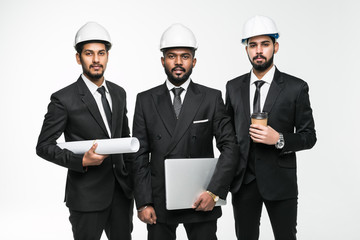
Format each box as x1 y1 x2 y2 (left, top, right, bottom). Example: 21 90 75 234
74 22 112 50
241 15 279 45
160 23 198 51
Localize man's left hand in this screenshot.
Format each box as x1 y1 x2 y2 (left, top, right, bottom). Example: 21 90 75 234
249 124 279 145
192 191 216 211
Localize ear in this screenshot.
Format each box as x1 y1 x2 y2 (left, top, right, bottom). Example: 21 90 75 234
274 42 279 54
76 53 81 65
192 58 197 68
161 57 165 67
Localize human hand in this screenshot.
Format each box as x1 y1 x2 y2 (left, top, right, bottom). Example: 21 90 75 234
192 191 216 211
249 124 279 145
138 206 157 225
82 143 109 167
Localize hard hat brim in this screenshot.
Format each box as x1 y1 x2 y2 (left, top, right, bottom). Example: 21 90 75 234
241 33 279 45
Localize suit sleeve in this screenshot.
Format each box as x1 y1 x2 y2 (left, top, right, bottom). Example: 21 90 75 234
36 94 84 173
282 82 317 153
131 94 153 209
207 91 239 199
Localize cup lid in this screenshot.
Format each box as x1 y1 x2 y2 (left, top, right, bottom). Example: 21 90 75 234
251 112 268 119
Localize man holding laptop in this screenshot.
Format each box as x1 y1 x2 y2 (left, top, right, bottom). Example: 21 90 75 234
132 23 238 240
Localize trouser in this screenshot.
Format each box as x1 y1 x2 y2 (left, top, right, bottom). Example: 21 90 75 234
232 180 297 240
69 183 133 240
147 220 217 240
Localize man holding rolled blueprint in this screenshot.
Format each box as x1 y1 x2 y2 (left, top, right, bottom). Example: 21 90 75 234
132 23 238 240
36 22 133 240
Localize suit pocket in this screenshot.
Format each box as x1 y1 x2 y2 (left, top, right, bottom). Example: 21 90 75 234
277 152 296 168
190 121 211 138
189 121 212 157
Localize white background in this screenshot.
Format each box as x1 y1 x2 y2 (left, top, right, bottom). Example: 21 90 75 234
1 0 359 239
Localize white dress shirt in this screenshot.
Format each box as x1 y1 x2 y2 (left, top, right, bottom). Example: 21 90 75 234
249 65 276 114
166 78 191 103
82 74 112 136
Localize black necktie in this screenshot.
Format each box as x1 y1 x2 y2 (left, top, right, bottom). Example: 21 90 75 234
97 86 112 131
171 87 184 118
253 80 265 113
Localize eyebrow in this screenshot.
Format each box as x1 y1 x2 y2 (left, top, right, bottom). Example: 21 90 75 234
83 49 106 52
249 40 271 45
166 52 192 57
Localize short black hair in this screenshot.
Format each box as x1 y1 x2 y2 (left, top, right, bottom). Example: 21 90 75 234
161 47 196 58
75 40 111 54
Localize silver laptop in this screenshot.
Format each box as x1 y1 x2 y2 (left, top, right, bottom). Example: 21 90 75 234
164 158 226 210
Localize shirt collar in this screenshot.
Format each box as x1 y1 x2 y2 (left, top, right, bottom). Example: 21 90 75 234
166 78 191 92
81 74 109 95
250 65 276 85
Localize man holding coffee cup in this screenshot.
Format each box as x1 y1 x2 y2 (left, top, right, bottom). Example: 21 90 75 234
225 15 316 240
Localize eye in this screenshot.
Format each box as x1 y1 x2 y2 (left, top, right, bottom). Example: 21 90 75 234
99 51 105 56
85 52 92 56
182 55 190 60
167 54 175 59
248 44 256 48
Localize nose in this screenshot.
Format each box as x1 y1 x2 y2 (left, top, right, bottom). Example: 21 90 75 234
256 45 263 54
93 53 100 63
174 55 182 65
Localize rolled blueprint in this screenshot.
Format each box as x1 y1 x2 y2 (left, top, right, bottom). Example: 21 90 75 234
57 137 140 154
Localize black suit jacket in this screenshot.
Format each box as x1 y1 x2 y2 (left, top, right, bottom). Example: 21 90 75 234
226 68 316 200
132 81 238 224
36 76 133 212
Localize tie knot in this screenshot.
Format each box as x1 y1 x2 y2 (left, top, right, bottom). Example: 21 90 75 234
172 87 184 97
97 86 106 96
254 80 265 89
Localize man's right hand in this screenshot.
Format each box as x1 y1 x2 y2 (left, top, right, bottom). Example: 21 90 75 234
138 206 157 225
82 143 108 167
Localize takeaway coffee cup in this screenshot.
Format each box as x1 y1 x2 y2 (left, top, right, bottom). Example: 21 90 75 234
251 112 268 126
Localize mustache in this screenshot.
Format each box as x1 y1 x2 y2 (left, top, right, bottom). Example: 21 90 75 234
253 55 266 61
171 66 185 72
90 64 103 68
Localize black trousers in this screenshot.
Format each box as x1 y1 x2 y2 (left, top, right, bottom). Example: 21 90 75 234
232 180 297 240
147 220 217 240
69 183 133 240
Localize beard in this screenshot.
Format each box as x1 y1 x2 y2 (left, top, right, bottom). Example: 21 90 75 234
82 65 104 80
249 53 274 72
164 66 193 86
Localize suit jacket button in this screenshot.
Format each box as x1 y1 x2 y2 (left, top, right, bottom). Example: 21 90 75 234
156 134 162 140
113 164 116 169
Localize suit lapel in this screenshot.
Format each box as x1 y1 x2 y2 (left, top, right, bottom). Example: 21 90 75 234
107 82 120 138
240 73 251 123
263 68 284 113
152 83 177 136
77 77 110 137
165 81 205 155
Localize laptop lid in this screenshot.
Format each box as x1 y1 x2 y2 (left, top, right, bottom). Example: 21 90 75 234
164 158 226 210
